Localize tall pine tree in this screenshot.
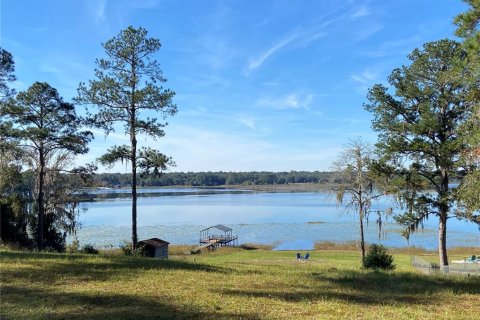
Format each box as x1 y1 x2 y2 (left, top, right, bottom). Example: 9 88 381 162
76 26 177 249
1 82 92 250
365 40 472 268
454 0 480 213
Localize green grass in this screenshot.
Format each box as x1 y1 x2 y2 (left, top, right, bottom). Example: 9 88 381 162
1 248 479 320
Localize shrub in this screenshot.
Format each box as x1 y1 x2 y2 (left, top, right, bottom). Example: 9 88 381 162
240 243 273 250
240 243 260 250
81 244 99 254
190 248 201 255
119 241 146 256
120 241 133 256
66 239 80 253
363 244 395 270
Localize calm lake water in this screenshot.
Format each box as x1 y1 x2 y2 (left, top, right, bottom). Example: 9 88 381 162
73 188 480 250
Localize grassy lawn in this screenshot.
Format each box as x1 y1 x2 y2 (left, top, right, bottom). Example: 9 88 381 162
1 248 479 320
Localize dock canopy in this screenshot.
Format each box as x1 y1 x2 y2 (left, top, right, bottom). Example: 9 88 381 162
200 224 232 233
199 224 237 248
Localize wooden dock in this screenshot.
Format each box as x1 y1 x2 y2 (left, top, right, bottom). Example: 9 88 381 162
199 235 238 246
192 242 217 253
195 225 238 253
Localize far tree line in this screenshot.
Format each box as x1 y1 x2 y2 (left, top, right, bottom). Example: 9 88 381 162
0 1 478 270
92 171 334 187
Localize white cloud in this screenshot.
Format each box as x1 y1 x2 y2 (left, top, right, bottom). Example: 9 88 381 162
247 33 297 72
257 93 314 110
189 2 239 72
128 0 161 9
350 6 371 19
246 27 327 74
39 64 63 75
87 0 108 23
354 23 383 41
261 81 279 87
138 125 276 172
36 53 93 99
350 69 380 86
75 123 345 172
238 117 256 130
361 35 422 58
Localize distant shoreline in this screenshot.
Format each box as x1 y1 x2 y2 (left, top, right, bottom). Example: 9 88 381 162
91 183 333 192
80 184 333 201
203 183 332 192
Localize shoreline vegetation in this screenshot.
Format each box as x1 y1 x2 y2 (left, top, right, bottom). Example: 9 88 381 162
77 183 335 202
82 183 333 194
85 181 463 193
90 171 336 189
6 241 475 258
168 242 479 256
1 245 479 320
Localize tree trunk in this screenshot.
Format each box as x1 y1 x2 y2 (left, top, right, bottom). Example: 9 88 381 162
131 134 137 250
359 206 366 266
438 169 449 268
130 56 138 251
37 151 45 250
438 213 448 268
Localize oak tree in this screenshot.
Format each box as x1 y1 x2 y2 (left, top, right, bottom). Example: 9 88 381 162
332 138 390 266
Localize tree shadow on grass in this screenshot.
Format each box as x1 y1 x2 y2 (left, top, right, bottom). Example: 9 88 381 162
312 269 480 296
220 269 480 306
0 251 230 285
1 285 261 320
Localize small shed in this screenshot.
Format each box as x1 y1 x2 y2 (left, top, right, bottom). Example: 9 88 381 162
138 238 170 259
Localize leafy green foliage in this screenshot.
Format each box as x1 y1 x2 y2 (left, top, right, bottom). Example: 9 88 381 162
98 145 131 166
119 240 147 256
454 0 480 62
91 171 334 187
364 244 395 271
0 140 32 247
76 26 177 138
365 39 473 267
0 47 15 100
331 138 391 265
0 49 19 155
81 244 99 255
0 194 31 247
66 238 80 253
456 171 480 219
137 147 175 177
77 26 177 249
98 145 174 177
2 82 93 156
119 240 134 256
454 0 480 212
1 82 93 250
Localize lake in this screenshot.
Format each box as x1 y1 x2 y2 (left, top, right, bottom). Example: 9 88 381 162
73 188 480 250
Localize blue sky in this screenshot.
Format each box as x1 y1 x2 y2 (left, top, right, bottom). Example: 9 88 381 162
1 0 467 172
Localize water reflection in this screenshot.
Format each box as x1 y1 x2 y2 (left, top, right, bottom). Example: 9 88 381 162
74 191 480 250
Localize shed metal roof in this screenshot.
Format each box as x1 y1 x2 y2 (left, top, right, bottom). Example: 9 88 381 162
139 238 170 246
